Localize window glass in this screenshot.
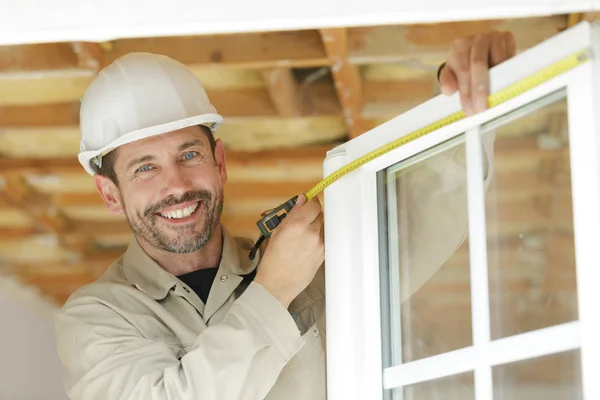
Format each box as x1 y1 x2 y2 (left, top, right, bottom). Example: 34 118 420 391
397 371 474 400
379 135 474 366
493 350 582 400
481 90 578 340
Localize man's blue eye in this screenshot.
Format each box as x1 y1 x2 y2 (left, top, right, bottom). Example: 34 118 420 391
183 152 196 161
138 165 152 172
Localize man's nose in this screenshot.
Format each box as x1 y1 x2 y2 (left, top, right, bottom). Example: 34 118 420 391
160 165 192 197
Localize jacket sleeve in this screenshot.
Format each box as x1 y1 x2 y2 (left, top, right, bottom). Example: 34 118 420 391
398 133 495 302
54 281 305 400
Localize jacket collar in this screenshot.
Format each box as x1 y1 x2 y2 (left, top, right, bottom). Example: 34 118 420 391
122 226 262 300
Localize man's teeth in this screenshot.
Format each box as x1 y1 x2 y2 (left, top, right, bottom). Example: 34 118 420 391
159 203 199 219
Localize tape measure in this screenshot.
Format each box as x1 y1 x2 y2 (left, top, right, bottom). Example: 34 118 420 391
249 48 591 259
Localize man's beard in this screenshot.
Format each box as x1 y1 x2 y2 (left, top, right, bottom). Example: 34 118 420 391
123 188 224 254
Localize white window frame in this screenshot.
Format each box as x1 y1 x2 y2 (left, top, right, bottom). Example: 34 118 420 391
323 20 600 400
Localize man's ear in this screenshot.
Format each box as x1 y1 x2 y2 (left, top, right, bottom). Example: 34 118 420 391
214 138 228 186
94 175 124 215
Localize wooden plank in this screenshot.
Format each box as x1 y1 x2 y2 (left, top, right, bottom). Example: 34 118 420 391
362 78 436 104
582 12 600 21
0 70 94 106
0 208 34 228
0 31 328 75
320 28 368 139
261 68 300 116
0 102 81 127
0 43 80 72
0 116 345 158
0 79 340 116
217 116 346 150
361 78 436 117
70 42 104 70
0 173 66 234
101 30 329 69
0 227 38 239
189 68 266 90
347 16 567 65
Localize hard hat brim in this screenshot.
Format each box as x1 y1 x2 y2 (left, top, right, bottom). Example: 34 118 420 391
78 113 223 176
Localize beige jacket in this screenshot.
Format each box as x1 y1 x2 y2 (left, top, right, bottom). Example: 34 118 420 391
54 231 327 400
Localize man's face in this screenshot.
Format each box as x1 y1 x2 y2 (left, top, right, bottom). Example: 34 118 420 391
95 126 227 254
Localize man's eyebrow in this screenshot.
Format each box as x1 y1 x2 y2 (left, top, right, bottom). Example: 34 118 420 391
127 155 154 171
179 140 203 151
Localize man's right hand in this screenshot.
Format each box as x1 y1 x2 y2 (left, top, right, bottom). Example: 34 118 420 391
254 194 324 309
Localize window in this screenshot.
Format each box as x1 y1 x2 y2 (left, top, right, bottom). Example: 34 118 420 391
323 21 600 400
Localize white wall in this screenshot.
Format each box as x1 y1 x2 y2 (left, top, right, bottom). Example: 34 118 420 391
0 279 67 400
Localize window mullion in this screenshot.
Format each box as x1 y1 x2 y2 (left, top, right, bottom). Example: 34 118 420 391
465 126 493 400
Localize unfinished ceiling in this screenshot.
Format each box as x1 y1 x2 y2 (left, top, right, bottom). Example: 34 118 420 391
0 13 596 328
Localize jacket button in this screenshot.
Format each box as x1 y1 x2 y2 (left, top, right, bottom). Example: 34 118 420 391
313 328 319 337
220 275 228 282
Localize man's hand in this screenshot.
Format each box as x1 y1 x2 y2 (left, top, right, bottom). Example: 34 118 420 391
439 31 516 116
254 194 324 308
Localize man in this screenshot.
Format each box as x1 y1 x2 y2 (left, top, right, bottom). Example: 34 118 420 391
54 31 516 399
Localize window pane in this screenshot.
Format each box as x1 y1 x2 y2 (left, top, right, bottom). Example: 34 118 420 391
395 371 474 400
379 136 474 365
482 90 579 340
493 350 582 400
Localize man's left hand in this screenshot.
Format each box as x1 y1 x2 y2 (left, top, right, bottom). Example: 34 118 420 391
439 31 516 116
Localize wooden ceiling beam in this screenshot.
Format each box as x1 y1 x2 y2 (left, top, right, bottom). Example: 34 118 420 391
320 28 369 139
0 117 345 157
346 16 567 65
0 79 341 115
582 12 600 21
70 42 106 71
0 102 81 127
261 68 300 116
0 30 329 73
0 43 80 72
101 30 329 69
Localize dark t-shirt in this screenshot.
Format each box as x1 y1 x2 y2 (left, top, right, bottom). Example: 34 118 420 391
177 267 219 304
177 267 257 304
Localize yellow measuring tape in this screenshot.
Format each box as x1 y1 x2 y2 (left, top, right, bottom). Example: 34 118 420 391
304 48 590 200
249 48 591 258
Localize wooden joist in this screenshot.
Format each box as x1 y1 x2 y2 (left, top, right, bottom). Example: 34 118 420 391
320 28 368 139
261 68 300 116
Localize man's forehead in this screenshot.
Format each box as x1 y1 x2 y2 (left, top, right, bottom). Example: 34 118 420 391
121 126 208 153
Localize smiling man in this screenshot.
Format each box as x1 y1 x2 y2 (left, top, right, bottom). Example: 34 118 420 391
54 31 515 400
96 128 226 270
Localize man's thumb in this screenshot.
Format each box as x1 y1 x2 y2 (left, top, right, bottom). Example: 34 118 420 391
293 194 306 208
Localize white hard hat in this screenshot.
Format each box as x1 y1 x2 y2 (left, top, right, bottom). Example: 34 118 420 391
78 52 223 176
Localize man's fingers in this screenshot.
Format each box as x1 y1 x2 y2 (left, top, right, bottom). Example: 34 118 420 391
505 31 517 59
470 33 492 114
448 37 474 116
490 32 507 66
439 65 459 95
295 197 323 224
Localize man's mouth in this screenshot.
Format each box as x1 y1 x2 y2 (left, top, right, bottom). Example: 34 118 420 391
156 201 200 220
